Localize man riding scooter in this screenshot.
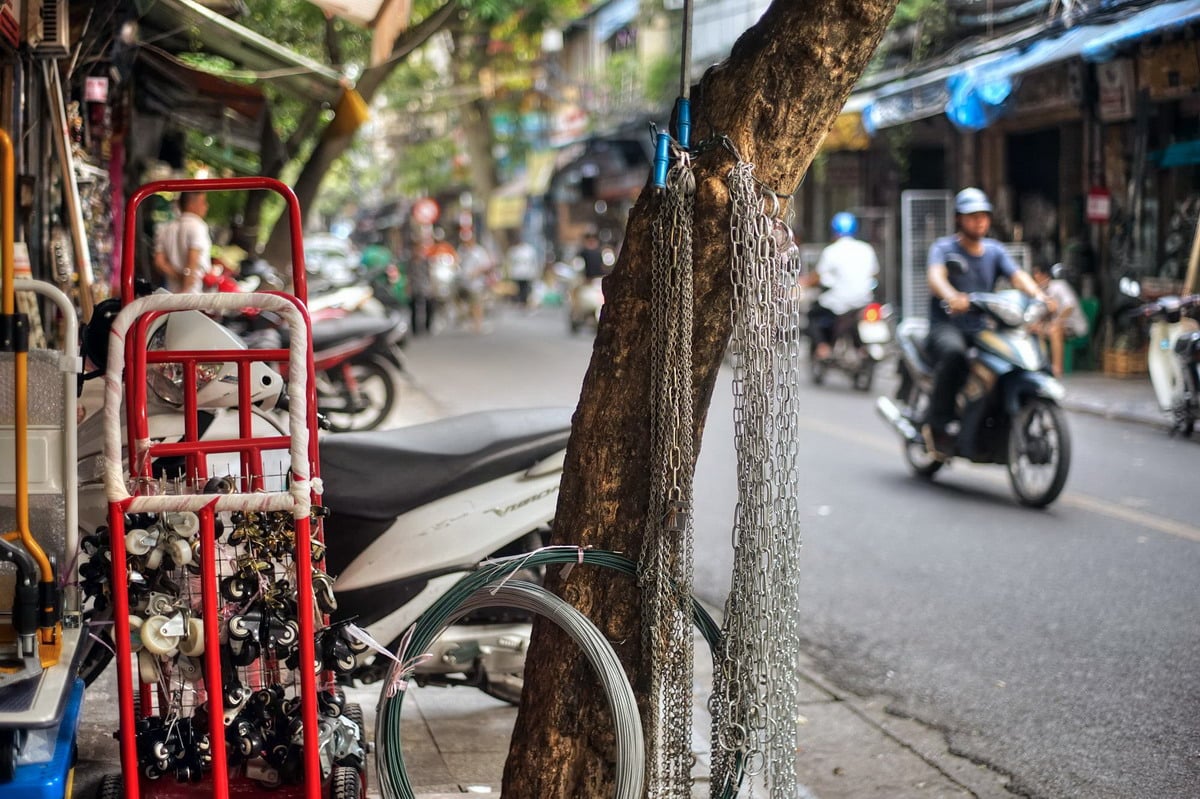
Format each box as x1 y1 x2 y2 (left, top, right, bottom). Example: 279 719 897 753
922 188 1053 459
808 212 880 361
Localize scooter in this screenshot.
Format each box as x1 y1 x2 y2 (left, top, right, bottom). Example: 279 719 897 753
809 301 892 391
1136 291 1200 436
74 306 570 704
876 291 1072 508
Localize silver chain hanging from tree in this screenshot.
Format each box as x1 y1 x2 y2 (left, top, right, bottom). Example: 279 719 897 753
642 148 698 799
710 158 805 798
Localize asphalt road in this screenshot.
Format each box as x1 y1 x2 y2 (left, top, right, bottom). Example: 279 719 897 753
397 306 1200 799
73 304 1200 798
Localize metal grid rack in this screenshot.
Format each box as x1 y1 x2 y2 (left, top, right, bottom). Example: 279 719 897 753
101 177 350 799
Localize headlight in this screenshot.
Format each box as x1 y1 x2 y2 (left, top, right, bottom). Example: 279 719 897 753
146 326 224 406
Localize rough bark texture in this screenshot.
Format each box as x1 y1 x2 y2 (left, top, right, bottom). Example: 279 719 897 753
503 0 897 795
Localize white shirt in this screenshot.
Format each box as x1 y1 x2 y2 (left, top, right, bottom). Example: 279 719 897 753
156 212 212 293
505 242 539 281
815 236 879 314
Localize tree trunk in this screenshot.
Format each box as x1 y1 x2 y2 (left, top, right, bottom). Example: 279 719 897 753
502 0 897 795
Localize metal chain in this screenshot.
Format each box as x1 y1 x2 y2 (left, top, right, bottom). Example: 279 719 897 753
642 148 698 798
711 159 804 798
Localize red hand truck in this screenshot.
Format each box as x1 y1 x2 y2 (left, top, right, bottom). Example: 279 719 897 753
100 178 358 798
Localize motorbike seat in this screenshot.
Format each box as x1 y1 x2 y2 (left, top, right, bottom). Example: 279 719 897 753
318 407 574 520
280 314 399 351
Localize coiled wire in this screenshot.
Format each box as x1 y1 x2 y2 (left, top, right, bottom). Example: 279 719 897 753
374 548 729 798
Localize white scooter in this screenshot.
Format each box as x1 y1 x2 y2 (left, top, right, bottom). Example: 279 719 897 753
75 303 570 703
1118 276 1200 436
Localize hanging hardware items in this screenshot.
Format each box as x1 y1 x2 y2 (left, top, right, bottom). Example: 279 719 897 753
710 156 805 798
644 2 698 785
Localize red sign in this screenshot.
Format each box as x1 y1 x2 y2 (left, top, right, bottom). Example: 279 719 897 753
1086 187 1112 224
412 197 440 225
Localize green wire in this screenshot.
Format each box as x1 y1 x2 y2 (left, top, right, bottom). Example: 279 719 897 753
373 548 737 799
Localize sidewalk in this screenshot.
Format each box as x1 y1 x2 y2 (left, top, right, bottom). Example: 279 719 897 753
386 632 1008 798
1058 370 1164 429
383 363 1165 799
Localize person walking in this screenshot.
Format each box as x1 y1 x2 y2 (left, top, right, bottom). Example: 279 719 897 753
504 236 540 308
153 191 212 293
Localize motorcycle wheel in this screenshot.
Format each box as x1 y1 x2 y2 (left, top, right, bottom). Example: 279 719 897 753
899 376 942 478
852 359 875 392
904 440 943 479
322 353 398 432
1007 398 1071 508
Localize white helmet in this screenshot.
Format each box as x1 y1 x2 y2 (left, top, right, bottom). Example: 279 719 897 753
955 187 993 215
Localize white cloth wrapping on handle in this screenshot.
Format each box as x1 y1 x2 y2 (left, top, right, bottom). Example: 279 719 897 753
101 292 314 518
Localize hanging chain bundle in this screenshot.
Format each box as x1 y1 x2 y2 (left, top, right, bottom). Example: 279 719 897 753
711 159 805 798
642 148 698 798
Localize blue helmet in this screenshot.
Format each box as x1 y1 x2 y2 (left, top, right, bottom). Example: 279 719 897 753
831 212 858 237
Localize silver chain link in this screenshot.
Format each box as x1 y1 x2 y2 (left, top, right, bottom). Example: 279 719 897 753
642 149 698 799
711 160 804 798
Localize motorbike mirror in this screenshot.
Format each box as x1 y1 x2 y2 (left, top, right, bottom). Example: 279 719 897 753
1050 263 1065 279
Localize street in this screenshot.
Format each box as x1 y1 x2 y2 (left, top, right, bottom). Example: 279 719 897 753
71 304 1199 799
391 306 1200 799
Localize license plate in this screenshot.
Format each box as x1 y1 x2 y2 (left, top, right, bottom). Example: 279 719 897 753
858 320 890 344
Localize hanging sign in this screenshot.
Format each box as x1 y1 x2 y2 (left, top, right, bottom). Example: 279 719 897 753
1086 187 1112 224
1097 59 1136 122
411 197 440 225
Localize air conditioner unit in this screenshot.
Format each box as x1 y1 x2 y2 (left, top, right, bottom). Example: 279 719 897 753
24 0 68 58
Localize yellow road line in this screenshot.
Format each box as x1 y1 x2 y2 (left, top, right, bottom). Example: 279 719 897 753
797 415 1200 544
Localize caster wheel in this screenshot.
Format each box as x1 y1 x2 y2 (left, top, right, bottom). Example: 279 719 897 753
178 617 205 657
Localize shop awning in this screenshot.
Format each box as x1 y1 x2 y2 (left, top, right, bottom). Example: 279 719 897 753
866 0 1200 133
1080 0 1200 63
947 0 1200 130
136 0 347 102
135 44 278 156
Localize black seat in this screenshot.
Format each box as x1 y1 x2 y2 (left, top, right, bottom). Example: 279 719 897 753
318 407 574 520
309 314 397 351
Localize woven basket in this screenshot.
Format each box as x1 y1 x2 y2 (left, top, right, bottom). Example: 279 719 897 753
1102 347 1149 377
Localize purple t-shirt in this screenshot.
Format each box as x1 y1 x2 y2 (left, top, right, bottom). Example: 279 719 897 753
927 235 1018 328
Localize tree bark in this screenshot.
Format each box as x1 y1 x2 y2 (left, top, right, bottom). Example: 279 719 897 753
502 0 897 795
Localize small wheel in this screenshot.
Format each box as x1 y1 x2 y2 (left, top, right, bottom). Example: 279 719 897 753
128 615 145 653
331 765 362 799
97 773 123 799
178 618 205 657
221 576 250 602
166 511 200 537
343 703 368 753
140 615 180 656
0 729 15 782
137 650 160 684
124 529 154 556
167 537 193 567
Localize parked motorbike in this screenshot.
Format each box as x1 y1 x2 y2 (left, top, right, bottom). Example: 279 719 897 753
569 275 604 334
809 301 892 391
876 291 1071 507
74 306 572 704
1125 281 1200 436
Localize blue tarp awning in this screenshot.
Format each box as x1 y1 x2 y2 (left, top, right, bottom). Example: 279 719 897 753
1082 0 1200 62
864 0 1200 133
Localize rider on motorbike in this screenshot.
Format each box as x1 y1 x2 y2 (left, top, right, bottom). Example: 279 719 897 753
923 188 1052 459
808 212 879 361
